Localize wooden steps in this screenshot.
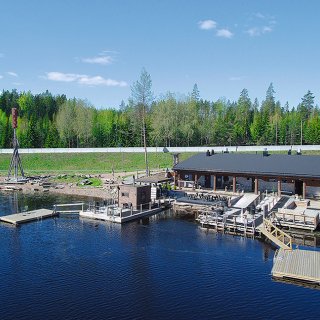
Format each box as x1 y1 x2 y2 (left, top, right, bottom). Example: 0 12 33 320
259 218 292 250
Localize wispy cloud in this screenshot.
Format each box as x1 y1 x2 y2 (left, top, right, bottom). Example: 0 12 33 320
44 72 127 87
229 76 244 81
198 19 233 38
198 19 217 30
255 12 265 19
246 25 273 37
7 71 18 77
246 13 276 37
216 29 233 38
0 75 3 79
81 55 113 65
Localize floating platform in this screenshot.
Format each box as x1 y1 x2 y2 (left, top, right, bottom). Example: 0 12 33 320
0 209 57 225
80 207 163 223
272 248 320 285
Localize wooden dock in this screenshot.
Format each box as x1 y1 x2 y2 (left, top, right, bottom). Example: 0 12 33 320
0 209 57 225
272 248 320 285
80 207 163 223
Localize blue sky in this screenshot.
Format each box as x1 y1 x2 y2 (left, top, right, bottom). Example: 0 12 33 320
0 0 320 109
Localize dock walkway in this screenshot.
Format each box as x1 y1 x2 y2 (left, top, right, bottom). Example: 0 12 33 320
0 209 56 225
272 248 320 285
80 207 163 223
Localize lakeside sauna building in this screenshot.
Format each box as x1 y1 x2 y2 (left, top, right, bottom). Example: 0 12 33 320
173 150 320 199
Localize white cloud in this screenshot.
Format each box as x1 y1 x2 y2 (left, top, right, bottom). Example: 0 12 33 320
7 71 18 77
255 12 265 19
246 27 260 37
45 72 127 87
229 76 244 81
46 72 78 82
216 29 233 38
198 19 217 30
246 13 276 37
78 75 126 86
246 25 273 37
263 26 272 33
81 55 113 65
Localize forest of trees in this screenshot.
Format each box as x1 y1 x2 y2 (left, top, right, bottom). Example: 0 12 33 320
0 71 319 148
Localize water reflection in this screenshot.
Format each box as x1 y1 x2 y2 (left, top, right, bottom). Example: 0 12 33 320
0 191 320 320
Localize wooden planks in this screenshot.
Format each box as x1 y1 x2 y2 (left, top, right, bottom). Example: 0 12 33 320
260 219 292 250
272 248 320 284
0 209 57 225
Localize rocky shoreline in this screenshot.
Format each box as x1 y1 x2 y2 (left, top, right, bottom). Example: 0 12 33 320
0 172 134 200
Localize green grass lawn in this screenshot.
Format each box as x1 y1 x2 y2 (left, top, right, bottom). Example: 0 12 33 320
1 149 320 176
0 152 195 175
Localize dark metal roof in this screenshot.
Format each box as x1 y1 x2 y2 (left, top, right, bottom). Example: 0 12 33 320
173 153 320 179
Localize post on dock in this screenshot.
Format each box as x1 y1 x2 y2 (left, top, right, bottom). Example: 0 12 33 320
254 178 259 195
232 176 236 193
213 175 216 192
277 179 282 197
302 181 306 199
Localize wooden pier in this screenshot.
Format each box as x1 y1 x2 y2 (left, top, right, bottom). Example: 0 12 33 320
0 209 57 225
80 207 163 223
272 248 320 285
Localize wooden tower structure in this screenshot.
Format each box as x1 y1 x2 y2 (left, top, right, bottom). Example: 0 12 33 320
7 108 25 181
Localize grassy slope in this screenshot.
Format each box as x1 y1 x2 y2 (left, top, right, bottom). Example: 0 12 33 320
1 150 320 175
0 152 195 175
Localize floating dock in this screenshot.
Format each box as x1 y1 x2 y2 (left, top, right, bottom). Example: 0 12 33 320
0 209 57 225
272 248 320 285
80 207 163 223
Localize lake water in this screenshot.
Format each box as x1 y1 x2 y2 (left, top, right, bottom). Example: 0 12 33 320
0 192 319 320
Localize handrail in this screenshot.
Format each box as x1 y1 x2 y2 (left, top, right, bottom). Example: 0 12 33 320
54 203 84 207
263 218 292 250
53 202 85 213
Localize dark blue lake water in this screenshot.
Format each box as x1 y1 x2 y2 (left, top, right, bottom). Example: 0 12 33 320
0 192 319 320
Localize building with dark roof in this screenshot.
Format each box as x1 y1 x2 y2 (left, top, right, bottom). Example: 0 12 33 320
173 151 320 198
